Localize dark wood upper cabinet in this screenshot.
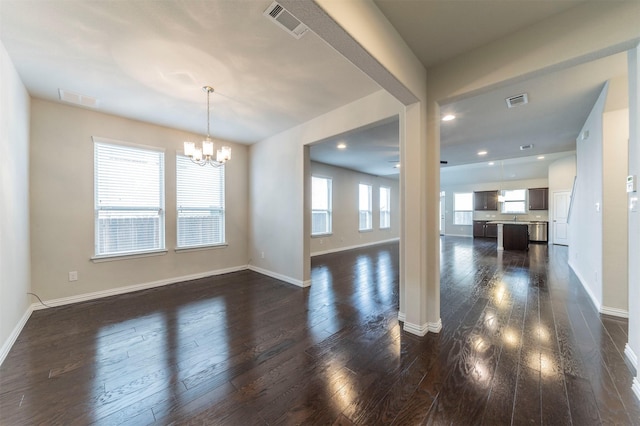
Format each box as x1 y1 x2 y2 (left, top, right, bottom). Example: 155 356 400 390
474 190 499 211
529 187 549 210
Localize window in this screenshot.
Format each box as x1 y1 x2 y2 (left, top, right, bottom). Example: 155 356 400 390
453 192 473 225
380 186 391 229
311 176 332 235
359 183 372 231
176 155 225 248
94 140 165 257
501 189 526 214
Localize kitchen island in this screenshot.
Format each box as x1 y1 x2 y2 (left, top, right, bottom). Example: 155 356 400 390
488 221 530 251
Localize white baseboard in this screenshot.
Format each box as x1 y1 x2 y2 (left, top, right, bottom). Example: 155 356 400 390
311 238 400 257
32 265 248 310
429 318 443 333
568 260 602 313
626 344 638 371
601 306 629 318
398 311 406 322
247 265 310 288
403 321 429 336
567 261 629 318
443 234 473 238
403 318 442 336
0 305 34 366
2 265 304 366
633 378 640 402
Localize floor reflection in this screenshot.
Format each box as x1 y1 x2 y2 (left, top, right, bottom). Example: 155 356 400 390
3 239 638 424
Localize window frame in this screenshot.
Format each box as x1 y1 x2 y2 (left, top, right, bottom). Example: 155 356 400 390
93 137 166 260
311 175 332 236
501 189 527 214
453 192 473 226
379 186 391 229
358 183 373 232
175 153 226 250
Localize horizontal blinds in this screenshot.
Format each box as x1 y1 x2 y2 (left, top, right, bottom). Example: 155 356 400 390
359 184 372 230
94 141 165 256
380 187 390 228
176 155 225 247
311 176 332 235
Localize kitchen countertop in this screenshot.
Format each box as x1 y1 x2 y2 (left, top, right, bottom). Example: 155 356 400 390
487 220 548 225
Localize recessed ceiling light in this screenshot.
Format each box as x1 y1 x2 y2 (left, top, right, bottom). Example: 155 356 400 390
477 151 488 156
488 162 495 166
442 114 456 122
337 143 347 149
394 163 401 169
537 156 545 160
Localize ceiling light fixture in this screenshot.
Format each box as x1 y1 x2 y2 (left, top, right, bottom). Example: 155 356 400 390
478 150 488 156
337 143 347 149
537 156 545 160
394 163 401 169
442 114 456 122
488 162 495 166
184 86 231 167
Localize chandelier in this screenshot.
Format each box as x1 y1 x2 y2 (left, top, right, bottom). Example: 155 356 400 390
183 86 231 167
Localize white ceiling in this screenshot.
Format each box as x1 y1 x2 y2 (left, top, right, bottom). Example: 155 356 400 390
0 0 630 184
0 0 379 144
373 0 587 68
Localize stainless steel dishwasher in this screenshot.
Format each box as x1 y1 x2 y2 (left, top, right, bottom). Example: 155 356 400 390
528 221 548 242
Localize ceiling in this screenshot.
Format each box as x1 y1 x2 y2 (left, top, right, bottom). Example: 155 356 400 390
0 0 379 144
373 0 587 69
0 0 630 184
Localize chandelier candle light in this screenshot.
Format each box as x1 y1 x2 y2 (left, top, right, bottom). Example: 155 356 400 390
183 86 231 167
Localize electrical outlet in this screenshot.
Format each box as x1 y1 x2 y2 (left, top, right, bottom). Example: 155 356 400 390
68 271 78 282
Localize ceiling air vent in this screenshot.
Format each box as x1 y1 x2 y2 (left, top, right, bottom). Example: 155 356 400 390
264 1 308 39
505 93 528 108
58 89 98 108
520 144 534 151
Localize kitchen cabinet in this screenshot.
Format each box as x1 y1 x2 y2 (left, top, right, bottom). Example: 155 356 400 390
474 190 499 211
473 220 497 238
503 224 529 250
485 223 498 238
528 187 548 210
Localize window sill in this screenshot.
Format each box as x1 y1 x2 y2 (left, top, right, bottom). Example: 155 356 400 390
174 243 228 253
91 249 168 263
359 228 373 233
379 227 391 230
311 233 332 238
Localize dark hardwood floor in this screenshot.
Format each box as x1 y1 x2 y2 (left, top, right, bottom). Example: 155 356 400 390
1 237 639 425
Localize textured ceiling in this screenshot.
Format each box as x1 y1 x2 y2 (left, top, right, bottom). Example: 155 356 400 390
0 0 380 144
373 0 586 69
0 0 630 183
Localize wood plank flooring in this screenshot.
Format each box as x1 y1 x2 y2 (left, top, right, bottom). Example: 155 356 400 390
1 237 639 425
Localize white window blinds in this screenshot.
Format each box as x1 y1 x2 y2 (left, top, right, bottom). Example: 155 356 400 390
359 183 372 231
380 186 391 229
454 192 473 225
94 140 165 257
176 155 225 248
311 176 332 235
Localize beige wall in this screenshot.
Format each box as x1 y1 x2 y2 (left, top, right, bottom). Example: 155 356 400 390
0 42 31 363
249 90 402 286
571 83 606 310
627 45 640 385
602 108 629 314
309 162 399 255
29 99 249 302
